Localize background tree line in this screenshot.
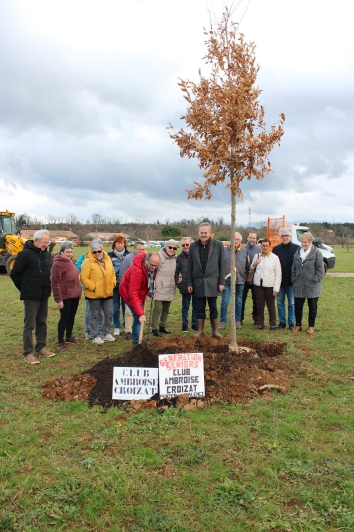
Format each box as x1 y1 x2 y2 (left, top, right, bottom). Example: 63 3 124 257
15 212 353 246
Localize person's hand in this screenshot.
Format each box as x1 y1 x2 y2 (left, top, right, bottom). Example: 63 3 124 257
273 291 278 297
139 314 146 323
177 277 182 284
187 286 193 293
254 258 261 266
58 301 64 309
219 285 224 292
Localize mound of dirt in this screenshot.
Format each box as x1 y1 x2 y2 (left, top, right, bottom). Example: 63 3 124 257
42 336 292 408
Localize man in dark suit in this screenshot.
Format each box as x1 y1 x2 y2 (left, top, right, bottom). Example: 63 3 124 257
187 223 225 338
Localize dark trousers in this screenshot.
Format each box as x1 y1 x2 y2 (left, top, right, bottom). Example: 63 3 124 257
23 299 48 356
295 297 319 327
241 283 258 322
253 285 276 327
195 296 218 320
58 298 80 343
181 293 197 327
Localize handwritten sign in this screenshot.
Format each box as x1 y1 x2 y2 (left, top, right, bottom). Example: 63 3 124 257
112 367 159 400
158 353 205 399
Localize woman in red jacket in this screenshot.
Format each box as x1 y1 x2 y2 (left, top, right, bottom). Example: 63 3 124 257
51 242 82 350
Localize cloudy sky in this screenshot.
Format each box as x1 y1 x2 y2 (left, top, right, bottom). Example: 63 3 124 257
1 0 353 226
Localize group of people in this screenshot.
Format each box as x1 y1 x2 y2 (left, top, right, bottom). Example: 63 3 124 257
219 228 325 334
10 222 325 365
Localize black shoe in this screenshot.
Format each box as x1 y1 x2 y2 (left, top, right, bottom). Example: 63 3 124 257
289 324 295 331
181 325 188 332
152 330 160 337
191 324 198 331
276 322 286 329
270 326 277 330
159 327 171 334
125 332 132 340
255 325 264 330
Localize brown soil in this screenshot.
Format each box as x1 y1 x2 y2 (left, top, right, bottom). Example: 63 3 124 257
42 336 293 408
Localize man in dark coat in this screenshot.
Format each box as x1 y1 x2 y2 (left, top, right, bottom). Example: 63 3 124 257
10 229 55 364
175 237 197 332
272 228 300 330
187 223 225 338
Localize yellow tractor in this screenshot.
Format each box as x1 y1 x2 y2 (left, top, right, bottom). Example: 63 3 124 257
0 210 25 273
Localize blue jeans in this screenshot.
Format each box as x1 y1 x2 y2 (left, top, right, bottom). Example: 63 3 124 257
127 303 144 345
220 284 245 323
113 286 125 329
181 293 197 327
277 285 295 325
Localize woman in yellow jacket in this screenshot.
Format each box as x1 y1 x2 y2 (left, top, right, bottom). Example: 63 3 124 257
80 239 116 345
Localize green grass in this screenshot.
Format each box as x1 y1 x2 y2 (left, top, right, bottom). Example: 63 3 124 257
1 249 354 531
330 245 354 273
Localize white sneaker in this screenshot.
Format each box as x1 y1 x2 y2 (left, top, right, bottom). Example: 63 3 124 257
92 336 105 345
114 328 120 336
102 333 115 342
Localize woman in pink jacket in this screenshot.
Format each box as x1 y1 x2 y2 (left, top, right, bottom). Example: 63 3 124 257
51 241 82 350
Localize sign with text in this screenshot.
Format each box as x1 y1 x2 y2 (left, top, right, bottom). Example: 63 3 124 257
158 353 205 399
112 367 159 400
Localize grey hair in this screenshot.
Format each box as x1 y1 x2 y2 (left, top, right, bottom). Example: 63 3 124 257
164 239 179 249
234 232 242 240
91 238 103 250
180 236 192 245
60 241 73 253
134 241 145 249
33 229 49 241
279 228 291 236
199 222 211 230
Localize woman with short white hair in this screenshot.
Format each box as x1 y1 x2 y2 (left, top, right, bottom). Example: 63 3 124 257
151 239 178 336
291 232 324 334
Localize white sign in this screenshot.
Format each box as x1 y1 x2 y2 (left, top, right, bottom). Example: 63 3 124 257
158 353 205 399
112 367 159 400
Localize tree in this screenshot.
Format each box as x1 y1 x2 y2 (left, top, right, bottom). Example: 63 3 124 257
161 225 182 238
168 7 285 351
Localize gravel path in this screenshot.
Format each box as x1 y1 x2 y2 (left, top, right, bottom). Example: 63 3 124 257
326 272 354 277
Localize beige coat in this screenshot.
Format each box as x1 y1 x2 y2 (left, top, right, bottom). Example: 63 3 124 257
80 251 116 299
154 249 177 302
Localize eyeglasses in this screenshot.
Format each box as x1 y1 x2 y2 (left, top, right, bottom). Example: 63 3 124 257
182 244 190 247
168 246 177 250
281 235 290 238
148 261 159 269
92 250 102 254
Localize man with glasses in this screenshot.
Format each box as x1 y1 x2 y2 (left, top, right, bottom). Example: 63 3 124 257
241 231 261 325
219 232 247 330
187 222 225 338
272 228 300 330
175 237 197 332
119 252 160 345
118 241 145 339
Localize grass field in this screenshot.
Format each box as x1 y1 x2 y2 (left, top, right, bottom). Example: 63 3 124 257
0 246 353 531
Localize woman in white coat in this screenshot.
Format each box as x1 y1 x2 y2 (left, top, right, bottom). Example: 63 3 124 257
151 239 178 336
250 238 282 330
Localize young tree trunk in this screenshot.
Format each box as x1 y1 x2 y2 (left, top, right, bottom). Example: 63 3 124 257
229 184 238 352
